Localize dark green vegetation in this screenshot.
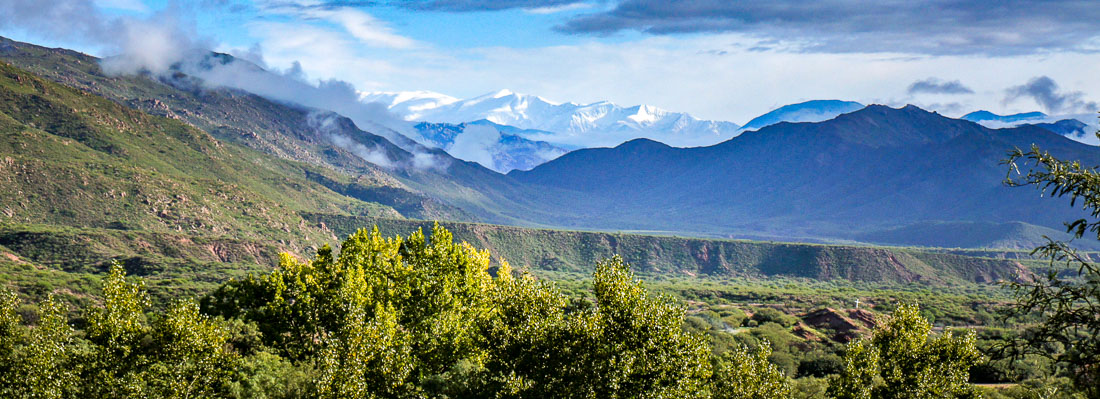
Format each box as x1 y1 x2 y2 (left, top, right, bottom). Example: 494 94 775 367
306 214 1038 284
2 225 995 399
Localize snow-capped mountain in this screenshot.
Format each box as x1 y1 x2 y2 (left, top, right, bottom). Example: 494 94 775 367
413 120 573 173
739 100 865 132
359 91 459 120
363 89 741 148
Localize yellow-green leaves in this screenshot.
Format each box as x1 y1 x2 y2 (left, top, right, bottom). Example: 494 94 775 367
476 256 714 399
712 343 792 399
205 223 498 396
148 300 238 399
86 262 149 349
15 295 77 399
829 304 982 399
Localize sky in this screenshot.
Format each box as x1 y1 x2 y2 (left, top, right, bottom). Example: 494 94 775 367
1 0 1099 124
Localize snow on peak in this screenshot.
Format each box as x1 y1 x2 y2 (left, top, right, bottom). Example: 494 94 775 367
366 90 740 148
359 90 459 120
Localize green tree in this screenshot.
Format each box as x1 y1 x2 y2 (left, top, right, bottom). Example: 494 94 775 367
0 289 20 396
146 300 238 398
474 257 713 399
711 343 792 399
80 263 152 398
12 295 78 399
1002 144 1100 398
204 224 494 395
586 256 712 398
828 304 982 399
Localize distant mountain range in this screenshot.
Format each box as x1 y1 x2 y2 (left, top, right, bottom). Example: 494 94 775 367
961 110 1047 124
507 104 1100 247
739 100 865 132
363 89 742 148
4 36 1100 251
962 110 1097 144
373 93 875 171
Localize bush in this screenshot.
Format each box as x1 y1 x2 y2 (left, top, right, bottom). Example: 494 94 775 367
752 307 799 327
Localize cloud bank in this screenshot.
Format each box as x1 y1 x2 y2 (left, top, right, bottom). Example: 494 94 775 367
554 0 1100 55
907 78 974 95
0 0 211 74
0 0 446 170
1005 76 1097 114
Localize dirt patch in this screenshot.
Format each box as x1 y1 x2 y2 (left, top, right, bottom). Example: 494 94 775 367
847 309 877 328
801 307 874 342
791 322 823 342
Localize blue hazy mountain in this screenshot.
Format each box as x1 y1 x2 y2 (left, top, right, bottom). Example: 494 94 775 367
1030 119 1090 138
961 110 1047 123
739 100 865 132
509 105 1100 247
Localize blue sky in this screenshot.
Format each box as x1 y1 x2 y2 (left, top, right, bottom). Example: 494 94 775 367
2 0 1099 123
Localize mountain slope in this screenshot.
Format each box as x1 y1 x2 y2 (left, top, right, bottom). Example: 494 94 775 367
5 36 1095 250
509 105 1100 242
369 89 741 148
0 37 492 222
855 221 1100 251
1030 119 1090 139
739 100 864 131
413 120 571 172
0 60 407 251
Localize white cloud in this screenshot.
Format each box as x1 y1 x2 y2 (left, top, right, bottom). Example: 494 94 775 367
446 124 500 169
302 7 419 49
240 13 1100 125
256 1 418 49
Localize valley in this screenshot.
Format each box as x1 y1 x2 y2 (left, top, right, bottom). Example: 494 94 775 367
0 30 1096 398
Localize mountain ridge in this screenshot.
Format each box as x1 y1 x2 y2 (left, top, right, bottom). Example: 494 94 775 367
4 35 1096 250
509 104 1100 244
739 99 865 132
366 89 742 148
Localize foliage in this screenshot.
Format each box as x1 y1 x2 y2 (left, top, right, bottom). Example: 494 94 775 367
475 257 713 398
0 264 238 398
711 343 791 399
1002 144 1100 398
204 224 494 395
11 295 77 399
752 307 799 327
147 300 238 398
3 223 1043 398
828 304 983 399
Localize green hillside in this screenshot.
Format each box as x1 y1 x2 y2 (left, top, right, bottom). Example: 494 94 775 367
0 37 468 222
0 40 1047 310
0 60 399 242
305 213 1035 284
